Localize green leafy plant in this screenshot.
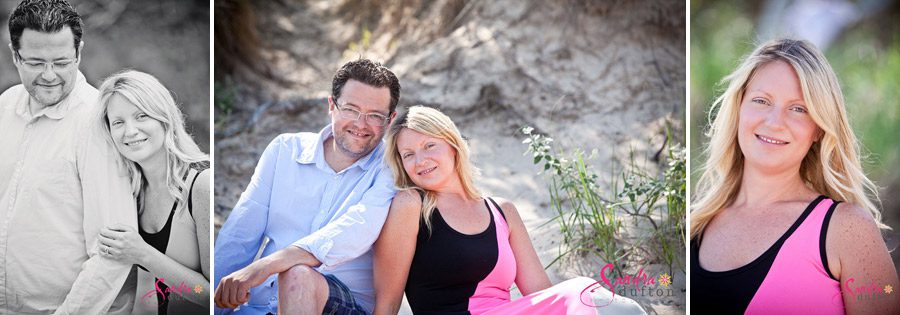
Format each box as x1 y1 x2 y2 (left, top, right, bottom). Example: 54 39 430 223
616 137 686 274
522 126 685 276
214 78 238 127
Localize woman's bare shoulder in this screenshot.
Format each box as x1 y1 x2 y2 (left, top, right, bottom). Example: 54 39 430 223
487 196 516 210
831 202 879 233
486 196 524 223
390 189 423 216
190 169 211 207
828 201 885 257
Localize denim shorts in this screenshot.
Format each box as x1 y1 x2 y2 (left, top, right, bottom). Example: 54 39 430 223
323 274 368 315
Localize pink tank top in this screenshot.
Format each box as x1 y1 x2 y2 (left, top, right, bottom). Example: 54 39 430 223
745 197 844 314
467 198 517 314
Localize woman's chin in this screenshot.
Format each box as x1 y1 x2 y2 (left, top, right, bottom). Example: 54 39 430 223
410 180 439 192
743 154 804 174
119 151 155 165
118 152 141 163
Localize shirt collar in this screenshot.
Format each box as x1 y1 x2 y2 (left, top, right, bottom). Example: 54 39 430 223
15 71 88 121
296 124 383 172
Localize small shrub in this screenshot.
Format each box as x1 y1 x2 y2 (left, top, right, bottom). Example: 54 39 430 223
522 126 685 276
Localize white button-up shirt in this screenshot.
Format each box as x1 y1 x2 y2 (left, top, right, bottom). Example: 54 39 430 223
214 126 397 314
0 72 137 314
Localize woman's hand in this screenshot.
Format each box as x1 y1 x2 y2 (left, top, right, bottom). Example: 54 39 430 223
99 223 150 265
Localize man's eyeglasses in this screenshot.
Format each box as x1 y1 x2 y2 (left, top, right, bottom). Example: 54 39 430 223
14 50 78 72
332 100 390 126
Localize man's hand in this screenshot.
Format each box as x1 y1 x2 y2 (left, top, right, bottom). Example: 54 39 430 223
214 261 271 309
214 246 322 309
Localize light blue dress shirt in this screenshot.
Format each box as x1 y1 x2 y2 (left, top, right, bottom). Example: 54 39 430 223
214 125 397 314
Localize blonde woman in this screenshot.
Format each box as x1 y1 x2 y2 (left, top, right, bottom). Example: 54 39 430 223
373 106 606 315
94 70 210 314
690 39 899 314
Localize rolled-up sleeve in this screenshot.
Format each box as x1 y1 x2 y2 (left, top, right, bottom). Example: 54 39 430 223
55 123 137 314
292 163 396 269
214 136 283 293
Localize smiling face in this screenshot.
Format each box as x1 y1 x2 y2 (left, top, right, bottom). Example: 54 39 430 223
738 60 821 174
329 79 393 159
11 27 81 109
396 128 459 191
106 94 167 165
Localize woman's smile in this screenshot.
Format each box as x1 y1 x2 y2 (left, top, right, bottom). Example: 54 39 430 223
124 137 150 147
755 134 789 145
417 166 438 176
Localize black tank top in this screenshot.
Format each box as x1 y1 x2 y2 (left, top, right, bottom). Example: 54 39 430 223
404 198 502 315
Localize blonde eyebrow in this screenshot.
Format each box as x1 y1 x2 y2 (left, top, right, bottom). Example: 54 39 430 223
747 89 805 104
746 89 772 98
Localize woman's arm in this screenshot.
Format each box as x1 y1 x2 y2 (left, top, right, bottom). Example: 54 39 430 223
829 202 900 314
99 169 212 307
192 169 212 293
494 197 552 295
373 190 421 315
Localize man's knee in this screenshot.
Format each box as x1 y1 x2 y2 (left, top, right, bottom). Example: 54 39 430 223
277 265 330 312
279 265 325 291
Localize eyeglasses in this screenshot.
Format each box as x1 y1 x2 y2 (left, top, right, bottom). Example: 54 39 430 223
332 101 390 126
14 50 78 72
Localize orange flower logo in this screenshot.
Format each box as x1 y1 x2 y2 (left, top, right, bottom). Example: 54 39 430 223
658 273 672 287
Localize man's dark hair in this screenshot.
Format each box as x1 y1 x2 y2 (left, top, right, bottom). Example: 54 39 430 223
331 59 401 113
8 0 83 53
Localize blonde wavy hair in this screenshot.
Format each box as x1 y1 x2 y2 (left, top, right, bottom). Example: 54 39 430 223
97 70 209 214
691 38 885 240
384 105 481 234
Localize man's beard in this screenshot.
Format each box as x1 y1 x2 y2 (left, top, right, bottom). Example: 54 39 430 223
333 129 379 159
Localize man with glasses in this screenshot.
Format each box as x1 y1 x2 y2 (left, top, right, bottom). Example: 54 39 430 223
0 0 136 314
215 59 400 314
